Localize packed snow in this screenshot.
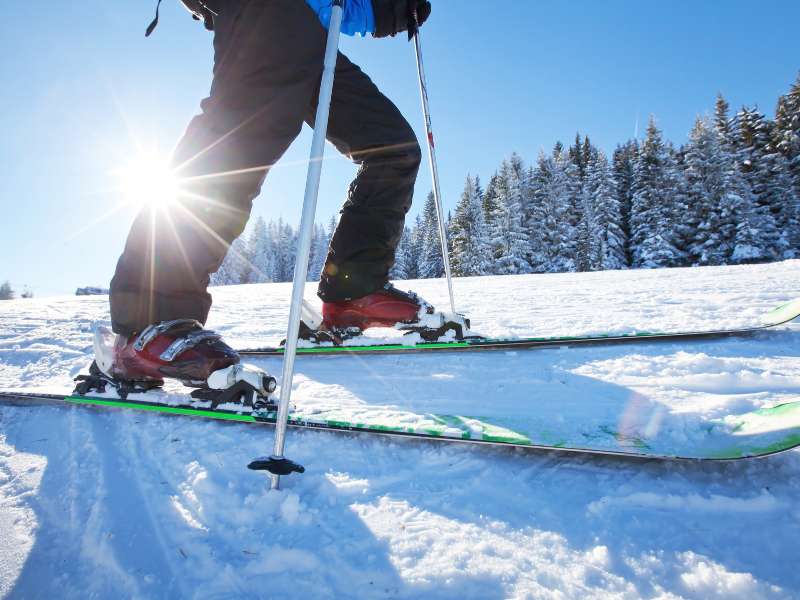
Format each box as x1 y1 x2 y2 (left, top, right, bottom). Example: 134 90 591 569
1 261 799 599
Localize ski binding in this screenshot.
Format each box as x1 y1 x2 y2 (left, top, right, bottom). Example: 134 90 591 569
74 362 277 410
294 299 474 345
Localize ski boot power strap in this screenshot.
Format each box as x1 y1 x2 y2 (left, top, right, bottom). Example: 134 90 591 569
133 319 222 362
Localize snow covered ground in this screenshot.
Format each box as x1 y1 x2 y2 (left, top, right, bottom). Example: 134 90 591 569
1 261 800 599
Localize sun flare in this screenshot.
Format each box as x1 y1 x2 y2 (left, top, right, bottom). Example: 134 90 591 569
117 156 180 210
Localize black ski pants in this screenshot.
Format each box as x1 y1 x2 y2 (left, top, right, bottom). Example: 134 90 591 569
110 0 421 336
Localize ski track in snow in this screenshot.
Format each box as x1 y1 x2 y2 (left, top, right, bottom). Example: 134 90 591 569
1 261 800 599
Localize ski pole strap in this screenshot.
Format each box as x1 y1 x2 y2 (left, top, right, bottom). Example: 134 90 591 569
146 0 216 36
145 0 162 37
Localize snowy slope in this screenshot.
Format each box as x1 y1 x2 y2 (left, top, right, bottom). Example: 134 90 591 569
1 261 800 599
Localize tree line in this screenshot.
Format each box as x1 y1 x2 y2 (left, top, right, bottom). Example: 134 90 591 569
0 281 33 300
211 216 335 285
213 73 800 286
395 74 800 278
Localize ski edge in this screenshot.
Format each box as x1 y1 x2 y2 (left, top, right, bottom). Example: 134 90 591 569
2 391 799 462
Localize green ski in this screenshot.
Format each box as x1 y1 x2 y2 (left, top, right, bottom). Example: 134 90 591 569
2 390 799 461
238 298 800 357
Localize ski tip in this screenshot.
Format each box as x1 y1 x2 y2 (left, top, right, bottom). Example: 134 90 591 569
763 298 800 327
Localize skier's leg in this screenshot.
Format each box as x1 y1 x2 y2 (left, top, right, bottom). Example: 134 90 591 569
311 53 422 302
110 0 328 337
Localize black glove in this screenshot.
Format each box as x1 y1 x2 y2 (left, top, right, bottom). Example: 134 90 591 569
372 0 431 40
180 0 215 31
145 0 215 37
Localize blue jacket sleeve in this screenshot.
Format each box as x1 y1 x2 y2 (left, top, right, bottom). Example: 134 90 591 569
305 0 376 37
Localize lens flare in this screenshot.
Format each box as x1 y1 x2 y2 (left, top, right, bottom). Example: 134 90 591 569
117 157 179 210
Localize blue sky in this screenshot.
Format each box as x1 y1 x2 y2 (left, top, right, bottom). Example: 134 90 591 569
1 1 798 296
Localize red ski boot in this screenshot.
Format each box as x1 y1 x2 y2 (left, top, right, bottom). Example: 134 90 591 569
319 283 470 341
77 321 276 408
321 283 434 331
102 319 240 386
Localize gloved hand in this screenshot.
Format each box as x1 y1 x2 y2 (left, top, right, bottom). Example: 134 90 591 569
179 0 215 31
145 0 215 36
305 0 376 37
372 0 431 39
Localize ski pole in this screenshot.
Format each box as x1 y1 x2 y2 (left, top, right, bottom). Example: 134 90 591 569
413 26 457 315
251 0 344 491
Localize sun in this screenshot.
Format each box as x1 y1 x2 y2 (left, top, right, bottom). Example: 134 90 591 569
116 156 180 210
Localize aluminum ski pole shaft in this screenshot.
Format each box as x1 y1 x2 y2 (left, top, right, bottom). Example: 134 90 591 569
413 29 457 314
270 0 343 491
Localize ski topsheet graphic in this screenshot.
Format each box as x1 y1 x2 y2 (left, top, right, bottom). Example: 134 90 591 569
237 298 800 357
2 389 799 460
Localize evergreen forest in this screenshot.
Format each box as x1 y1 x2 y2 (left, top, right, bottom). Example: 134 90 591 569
212 75 800 286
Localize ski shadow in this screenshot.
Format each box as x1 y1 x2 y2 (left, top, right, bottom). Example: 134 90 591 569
1 403 509 600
